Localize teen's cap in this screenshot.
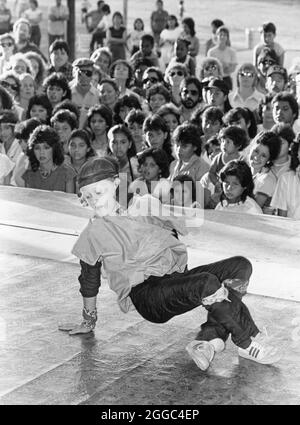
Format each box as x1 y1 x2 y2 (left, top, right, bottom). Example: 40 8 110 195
78 156 119 189
204 77 229 95
267 65 288 82
72 57 94 69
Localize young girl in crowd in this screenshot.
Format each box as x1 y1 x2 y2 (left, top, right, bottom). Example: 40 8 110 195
124 109 146 153
270 140 300 219
107 12 127 63
146 82 171 114
159 14 181 70
129 147 170 202
24 51 45 93
270 122 295 179
26 93 52 124
11 117 41 187
50 109 78 155
207 25 237 90
66 129 96 193
200 106 224 163
215 160 263 214
90 47 112 76
22 125 76 193
43 72 71 108
208 126 248 191
113 94 142 124
169 122 209 183
109 59 135 98
127 18 145 56
249 130 281 213
180 17 200 58
143 113 174 164
168 38 196 76
98 78 119 112
85 104 113 157
157 102 181 138
0 110 21 164
108 123 139 184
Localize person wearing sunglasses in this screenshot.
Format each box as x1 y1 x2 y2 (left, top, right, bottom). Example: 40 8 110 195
199 57 223 82
256 47 280 95
0 71 24 121
0 33 16 74
70 57 100 129
229 63 264 112
164 63 187 106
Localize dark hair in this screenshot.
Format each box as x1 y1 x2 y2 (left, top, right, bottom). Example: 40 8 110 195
257 94 274 122
68 129 96 159
112 11 124 24
220 160 254 202
251 130 282 168
180 76 202 100
109 59 134 88
102 4 110 14
218 126 248 151
156 103 181 124
182 17 196 37
166 15 179 29
90 47 112 68
27 125 64 171
50 109 78 129
175 37 190 50
205 136 220 156
14 117 41 141
24 51 45 87
0 109 18 125
143 66 164 83
99 77 119 93
52 99 80 122
271 91 299 121
134 18 144 30
172 174 196 203
143 114 173 162
107 124 137 158
146 82 171 103
290 141 300 172
125 109 146 126
137 147 170 178
0 85 14 109
113 94 142 124
202 106 224 125
271 123 295 146
223 107 257 139
211 19 224 29
49 40 70 56
141 34 154 46
0 71 21 97
26 94 53 122
132 57 153 71
172 122 202 156
257 47 279 64
262 22 276 34
43 72 71 100
86 104 113 132
189 106 205 130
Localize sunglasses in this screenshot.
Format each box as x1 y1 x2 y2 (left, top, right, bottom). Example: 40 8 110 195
170 71 184 77
0 42 13 47
142 77 159 84
261 60 275 66
79 69 93 77
239 71 254 77
182 89 199 96
204 65 217 71
0 81 18 91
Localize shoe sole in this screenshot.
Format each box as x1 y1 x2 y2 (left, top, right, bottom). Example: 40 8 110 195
186 344 212 371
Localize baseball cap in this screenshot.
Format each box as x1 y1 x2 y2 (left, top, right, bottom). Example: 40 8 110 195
204 78 229 95
266 65 288 82
78 156 119 189
72 57 94 69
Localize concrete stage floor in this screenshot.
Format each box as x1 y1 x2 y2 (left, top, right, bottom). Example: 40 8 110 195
0 187 299 405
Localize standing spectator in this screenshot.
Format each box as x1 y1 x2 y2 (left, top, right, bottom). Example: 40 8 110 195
180 17 199 58
159 15 181 70
13 17 47 62
106 11 127 63
0 110 22 164
14 0 29 19
22 0 42 48
47 0 69 48
207 25 237 91
127 18 145 57
150 0 168 47
89 3 110 54
85 0 104 35
18 73 36 116
47 40 73 82
130 34 160 69
178 76 203 122
168 38 195 76
0 0 12 36
70 58 99 129
205 19 224 56
253 22 284 68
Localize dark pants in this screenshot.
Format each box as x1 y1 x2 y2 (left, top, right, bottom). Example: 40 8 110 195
78 256 258 349
90 29 106 54
30 25 41 48
223 75 233 91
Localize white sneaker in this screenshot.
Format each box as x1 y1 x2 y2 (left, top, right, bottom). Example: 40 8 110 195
186 340 215 371
238 333 281 365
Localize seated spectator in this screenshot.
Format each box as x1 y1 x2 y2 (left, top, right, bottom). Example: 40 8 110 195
52 99 80 123
229 63 265 111
109 59 135 97
256 47 280 94
0 33 16 75
199 57 223 82
8 52 32 75
271 91 299 133
124 109 147 154
43 72 71 108
98 78 119 113
0 109 21 164
26 93 52 124
18 72 36 116
168 37 195 76
0 71 23 120
85 104 112 157
130 34 160 68
47 40 73 82
204 77 232 114
215 160 263 214
113 94 142 125
146 82 171 113
178 76 204 122
23 125 76 193
164 62 188 106
270 122 295 179
265 65 288 95
90 46 112 76
157 102 181 138
257 94 275 131
205 19 224 55
253 22 284 68
24 51 46 93
50 108 78 154
143 113 174 164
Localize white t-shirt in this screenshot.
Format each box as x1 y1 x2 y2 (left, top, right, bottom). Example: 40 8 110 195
270 170 300 219
216 196 263 214
253 168 277 198
0 153 14 184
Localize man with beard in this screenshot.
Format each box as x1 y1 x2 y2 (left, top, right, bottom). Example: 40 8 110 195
179 76 204 122
13 17 47 62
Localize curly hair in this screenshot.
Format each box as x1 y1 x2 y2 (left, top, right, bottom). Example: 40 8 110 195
109 59 134 88
68 129 96 159
251 130 282 169
43 72 71 100
26 94 53 123
172 122 202 156
26 125 64 171
218 125 248 151
137 147 170 178
220 160 254 203
143 114 173 162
